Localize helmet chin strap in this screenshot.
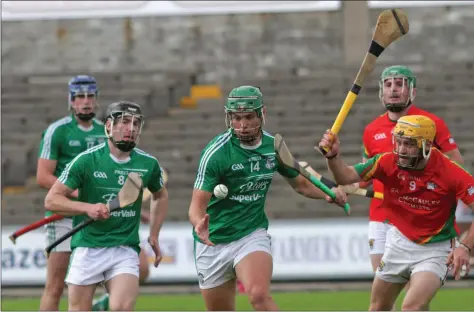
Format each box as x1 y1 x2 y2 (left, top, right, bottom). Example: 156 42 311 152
76 112 96 121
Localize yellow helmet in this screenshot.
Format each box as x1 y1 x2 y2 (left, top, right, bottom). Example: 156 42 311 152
392 115 436 168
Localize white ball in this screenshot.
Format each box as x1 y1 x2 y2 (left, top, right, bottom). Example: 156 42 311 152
213 184 228 199
460 264 467 278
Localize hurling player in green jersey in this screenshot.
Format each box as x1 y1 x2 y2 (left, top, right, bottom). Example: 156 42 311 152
45 101 169 311
188 86 348 311
37 75 106 311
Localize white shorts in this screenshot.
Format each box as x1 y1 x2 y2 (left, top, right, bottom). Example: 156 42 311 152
376 227 453 284
44 217 73 253
368 221 393 255
66 246 139 286
455 200 473 224
194 228 272 289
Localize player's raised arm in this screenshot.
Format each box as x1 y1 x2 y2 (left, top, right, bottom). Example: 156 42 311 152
318 130 363 185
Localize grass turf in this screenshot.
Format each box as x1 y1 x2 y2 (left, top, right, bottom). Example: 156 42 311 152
2 288 473 311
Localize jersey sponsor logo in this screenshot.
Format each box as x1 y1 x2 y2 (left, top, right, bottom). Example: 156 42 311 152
231 163 245 171
69 140 81 147
468 186 474 196
248 156 261 162
111 210 136 217
240 180 270 192
114 169 145 177
94 171 108 179
229 194 263 202
374 133 387 140
398 195 440 211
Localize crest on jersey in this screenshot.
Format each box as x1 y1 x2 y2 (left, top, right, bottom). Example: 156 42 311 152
265 156 276 169
468 186 474 196
427 182 437 190
378 260 385 272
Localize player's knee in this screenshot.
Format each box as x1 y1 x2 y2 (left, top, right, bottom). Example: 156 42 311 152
246 284 270 307
109 298 136 311
44 279 65 298
369 296 393 311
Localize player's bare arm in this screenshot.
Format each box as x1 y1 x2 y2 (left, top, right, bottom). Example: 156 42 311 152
318 130 362 185
149 187 169 238
459 202 474 251
45 181 108 219
356 156 372 188
283 174 347 206
188 189 214 246
37 158 79 198
444 148 464 165
36 158 58 189
447 201 474 280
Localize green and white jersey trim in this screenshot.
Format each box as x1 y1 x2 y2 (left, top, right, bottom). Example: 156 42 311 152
134 148 164 187
58 142 106 184
40 116 73 159
194 130 232 190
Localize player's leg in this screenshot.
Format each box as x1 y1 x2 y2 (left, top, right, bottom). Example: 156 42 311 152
235 251 276 311
68 284 98 311
39 219 72 311
370 277 406 311
65 247 108 311
401 272 442 311
370 227 410 311
234 229 276 311
401 239 452 310
194 240 238 310
200 279 238 311
104 246 140 311
368 221 389 272
139 248 150 283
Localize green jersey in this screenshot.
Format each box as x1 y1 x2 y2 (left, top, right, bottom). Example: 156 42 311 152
58 142 165 253
39 114 106 216
193 129 299 244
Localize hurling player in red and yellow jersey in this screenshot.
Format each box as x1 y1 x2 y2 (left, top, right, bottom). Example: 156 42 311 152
360 65 465 273
319 115 474 311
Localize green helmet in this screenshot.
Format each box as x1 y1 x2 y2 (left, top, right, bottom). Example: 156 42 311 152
379 65 416 112
380 65 416 87
225 85 265 143
225 85 263 114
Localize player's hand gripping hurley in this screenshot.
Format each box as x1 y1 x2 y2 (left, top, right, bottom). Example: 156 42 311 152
319 9 409 155
274 133 351 215
45 172 143 256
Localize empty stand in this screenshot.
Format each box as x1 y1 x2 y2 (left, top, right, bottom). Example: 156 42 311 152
2 63 474 225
